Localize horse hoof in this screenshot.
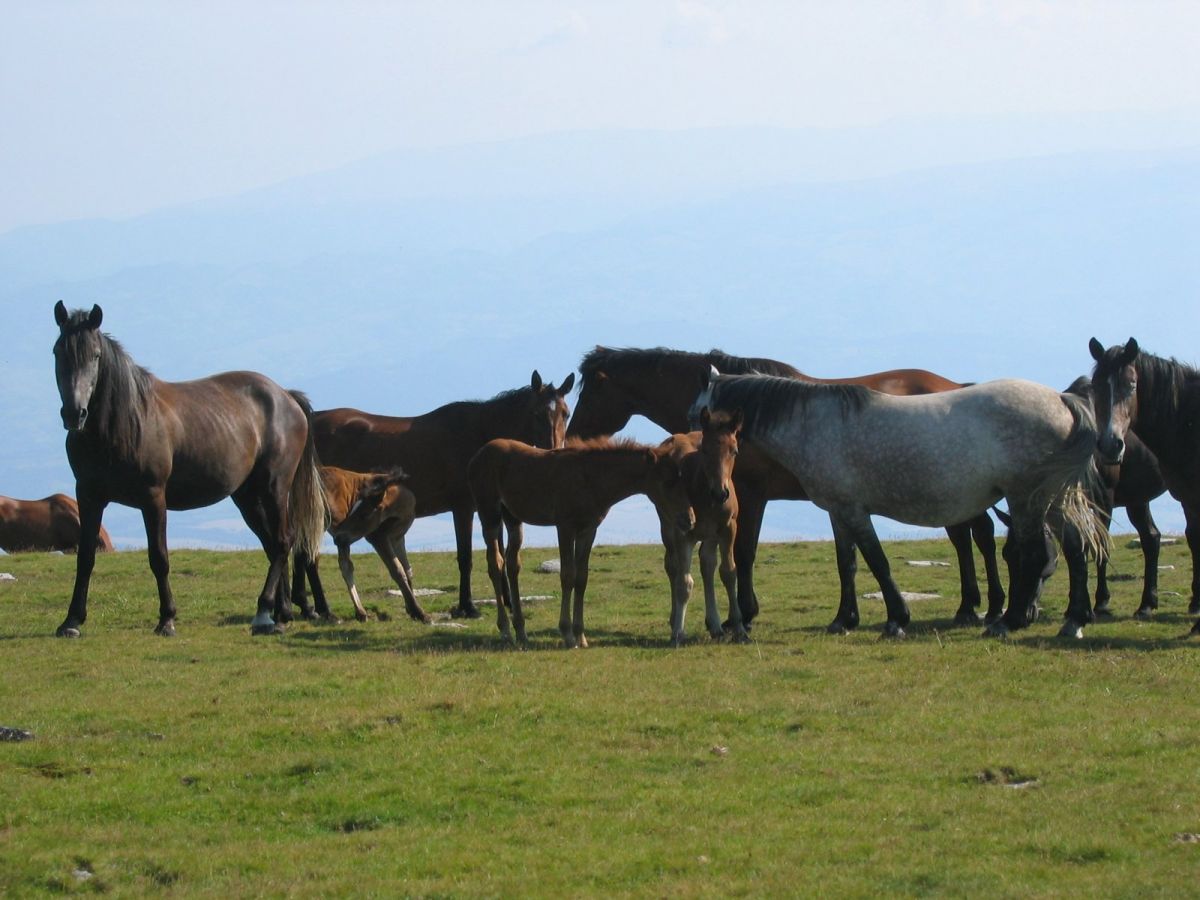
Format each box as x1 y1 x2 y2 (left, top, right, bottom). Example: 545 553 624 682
881 623 907 640
671 635 685 648
827 621 850 635
154 621 176 637
1057 622 1085 639
250 623 285 636
55 625 81 639
1093 605 1114 619
953 610 984 627
731 629 751 645
451 604 482 620
411 611 432 625
982 621 1010 640
1133 607 1155 621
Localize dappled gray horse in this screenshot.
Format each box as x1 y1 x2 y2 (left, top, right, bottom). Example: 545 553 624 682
690 372 1104 637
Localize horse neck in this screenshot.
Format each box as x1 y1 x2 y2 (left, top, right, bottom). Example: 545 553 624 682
1133 355 1196 463
90 336 152 454
579 446 660 506
476 391 534 443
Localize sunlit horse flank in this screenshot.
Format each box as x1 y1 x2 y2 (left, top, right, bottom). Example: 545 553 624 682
1090 337 1200 633
0 494 115 554
656 408 747 647
51 302 326 637
468 436 693 648
567 346 1004 630
690 370 1104 638
312 371 575 619
291 466 421 624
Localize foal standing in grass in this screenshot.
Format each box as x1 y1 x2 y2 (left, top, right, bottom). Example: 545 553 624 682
469 437 694 648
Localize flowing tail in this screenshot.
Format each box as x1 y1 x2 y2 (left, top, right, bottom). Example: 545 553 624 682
289 390 330 560
1042 392 1110 562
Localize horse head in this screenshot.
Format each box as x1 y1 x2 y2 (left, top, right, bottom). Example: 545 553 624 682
1089 337 1140 465
648 445 695 535
695 407 742 507
528 370 575 449
53 301 104 431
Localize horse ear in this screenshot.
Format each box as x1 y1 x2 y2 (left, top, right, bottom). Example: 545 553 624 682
88 305 103 329
1088 338 1105 362
54 300 69 327
559 372 575 395
1121 338 1140 364
531 370 543 392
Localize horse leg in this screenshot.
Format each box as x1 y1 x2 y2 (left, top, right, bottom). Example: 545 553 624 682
142 492 178 637
502 512 528 646
730 487 766 629
557 526 578 648
1127 502 1161 618
663 528 694 646
836 512 910 638
990 517 1053 637
1091 497 1116 616
57 491 107 637
231 486 289 636
945 521 982 624
450 505 481 619
716 525 747 643
973 511 1007 620
698 538 721 643
1184 502 1200 628
827 517 861 634
481 517 512 643
571 525 599 648
1058 521 1095 638
367 524 430 623
336 540 370 622
303 554 337 622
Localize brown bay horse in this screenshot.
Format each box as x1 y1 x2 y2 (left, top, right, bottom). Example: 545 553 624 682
292 466 421 624
469 436 693 648
567 347 1002 629
52 302 326 637
312 372 574 619
657 408 747 647
0 494 115 554
1090 338 1200 632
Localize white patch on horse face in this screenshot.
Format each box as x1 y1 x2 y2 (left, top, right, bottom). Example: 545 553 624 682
688 382 715 427
547 398 559 415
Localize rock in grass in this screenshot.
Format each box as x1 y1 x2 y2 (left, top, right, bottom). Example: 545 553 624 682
0 573 15 582
0 726 33 742
537 559 561 574
862 591 940 601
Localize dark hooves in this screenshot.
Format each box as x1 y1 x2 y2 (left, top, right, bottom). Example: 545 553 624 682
881 622 907 640
55 625 82 639
1133 607 1155 621
154 621 177 637
1057 621 1085 639
250 623 285 636
451 604 483 620
826 620 852 635
1093 605 1114 619
982 621 1010 639
952 609 984 626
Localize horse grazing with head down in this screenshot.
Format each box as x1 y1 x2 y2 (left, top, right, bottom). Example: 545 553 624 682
291 467 419 624
312 372 574 620
567 346 1003 627
1090 338 1200 632
51 302 326 637
469 435 693 648
655 408 746 646
690 371 1106 638
0 494 115 554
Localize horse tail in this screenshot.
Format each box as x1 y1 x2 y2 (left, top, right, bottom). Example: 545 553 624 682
1040 393 1109 561
288 390 330 561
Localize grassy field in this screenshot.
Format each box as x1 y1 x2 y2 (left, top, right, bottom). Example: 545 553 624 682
1 537 1199 896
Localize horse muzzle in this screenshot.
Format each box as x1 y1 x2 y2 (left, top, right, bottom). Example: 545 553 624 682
1096 435 1125 466
61 406 88 431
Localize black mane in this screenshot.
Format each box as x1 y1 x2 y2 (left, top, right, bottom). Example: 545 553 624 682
577 345 804 389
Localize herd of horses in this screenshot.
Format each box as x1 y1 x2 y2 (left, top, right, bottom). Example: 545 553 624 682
20 302 1200 646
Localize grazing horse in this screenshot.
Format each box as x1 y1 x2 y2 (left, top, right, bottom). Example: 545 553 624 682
469 436 693 648
312 371 575 619
292 467 420 624
1090 338 1200 631
657 408 747 647
52 302 325 637
567 346 1003 627
0 494 115 554
690 371 1104 637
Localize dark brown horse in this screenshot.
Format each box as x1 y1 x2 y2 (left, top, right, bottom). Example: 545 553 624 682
657 408 746 647
52 302 326 637
292 467 419 624
567 347 1002 628
1090 338 1200 632
469 436 692 648
312 371 574 619
0 493 115 554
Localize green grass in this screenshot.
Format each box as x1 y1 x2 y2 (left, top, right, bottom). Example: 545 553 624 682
1 538 1199 896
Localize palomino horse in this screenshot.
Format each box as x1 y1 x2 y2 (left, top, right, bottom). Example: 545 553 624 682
52 302 325 637
469 436 694 648
656 408 747 647
567 347 1003 626
690 371 1104 637
1090 338 1200 632
312 371 574 619
292 467 421 624
0 494 115 553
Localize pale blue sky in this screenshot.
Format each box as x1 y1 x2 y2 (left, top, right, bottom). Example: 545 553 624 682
4 1 1200 232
